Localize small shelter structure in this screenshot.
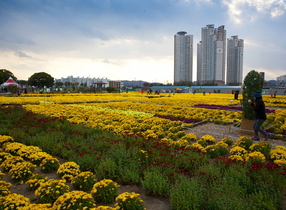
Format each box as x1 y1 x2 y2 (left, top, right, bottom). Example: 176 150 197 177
0 77 20 94
93 81 107 92
1 77 20 87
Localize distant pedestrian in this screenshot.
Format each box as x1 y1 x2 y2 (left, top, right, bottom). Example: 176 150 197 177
234 90 239 100
273 91 277 98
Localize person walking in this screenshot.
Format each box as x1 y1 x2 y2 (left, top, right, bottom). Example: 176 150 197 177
248 91 270 141
234 90 239 100
273 91 277 98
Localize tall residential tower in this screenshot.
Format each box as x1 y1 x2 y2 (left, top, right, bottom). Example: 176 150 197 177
174 31 193 84
197 24 226 85
226 35 244 85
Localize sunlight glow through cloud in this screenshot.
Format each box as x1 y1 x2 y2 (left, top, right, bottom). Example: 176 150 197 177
223 0 286 23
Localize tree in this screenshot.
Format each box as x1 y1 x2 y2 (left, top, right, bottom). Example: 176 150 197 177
106 87 115 93
174 81 192 86
28 72 54 88
55 81 64 88
18 80 28 86
143 82 150 87
0 69 17 84
242 70 264 120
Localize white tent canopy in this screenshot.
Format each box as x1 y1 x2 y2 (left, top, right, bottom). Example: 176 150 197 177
1 77 19 87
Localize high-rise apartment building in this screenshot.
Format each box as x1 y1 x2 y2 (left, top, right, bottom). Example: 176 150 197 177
174 31 193 84
277 74 286 85
197 24 226 85
226 35 244 85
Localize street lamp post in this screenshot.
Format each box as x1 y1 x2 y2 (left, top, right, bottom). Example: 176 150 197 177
0 70 3 93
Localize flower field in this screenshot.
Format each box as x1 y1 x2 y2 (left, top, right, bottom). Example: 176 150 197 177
0 92 286 209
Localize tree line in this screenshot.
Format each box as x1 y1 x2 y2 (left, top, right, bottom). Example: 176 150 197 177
0 69 54 88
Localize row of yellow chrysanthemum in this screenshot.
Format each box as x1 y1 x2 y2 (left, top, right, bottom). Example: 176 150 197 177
2 92 285 135
76 102 242 123
1 92 285 107
75 101 286 135
22 101 286 141
22 103 242 142
0 136 145 210
163 133 286 166
0 92 241 106
265 109 286 134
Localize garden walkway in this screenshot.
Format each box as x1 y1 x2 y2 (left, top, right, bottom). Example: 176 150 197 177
186 122 286 148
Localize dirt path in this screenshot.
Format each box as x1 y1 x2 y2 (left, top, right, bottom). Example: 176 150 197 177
186 122 286 148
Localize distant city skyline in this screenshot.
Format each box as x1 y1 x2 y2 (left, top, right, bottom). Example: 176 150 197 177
176 24 244 86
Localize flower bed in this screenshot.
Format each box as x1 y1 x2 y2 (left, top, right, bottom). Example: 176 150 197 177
193 104 275 113
1 129 286 209
0 94 286 209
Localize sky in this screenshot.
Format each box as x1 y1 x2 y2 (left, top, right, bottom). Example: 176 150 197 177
0 0 286 84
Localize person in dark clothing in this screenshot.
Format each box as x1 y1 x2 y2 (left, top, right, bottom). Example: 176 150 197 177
234 90 239 100
248 91 270 141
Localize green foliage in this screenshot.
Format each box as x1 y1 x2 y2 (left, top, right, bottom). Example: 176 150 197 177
249 191 281 210
0 69 17 83
117 165 141 185
106 86 116 93
204 178 250 209
172 148 210 172
170 176 204 210
69 153 101 172
242 70 264 120
141 169 170 198
28 72 54 88
95 158 118 180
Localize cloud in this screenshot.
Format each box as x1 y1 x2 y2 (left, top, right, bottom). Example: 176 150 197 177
102 59 120 66
17 51 32 58
222 0 286 24
243 66 285 80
